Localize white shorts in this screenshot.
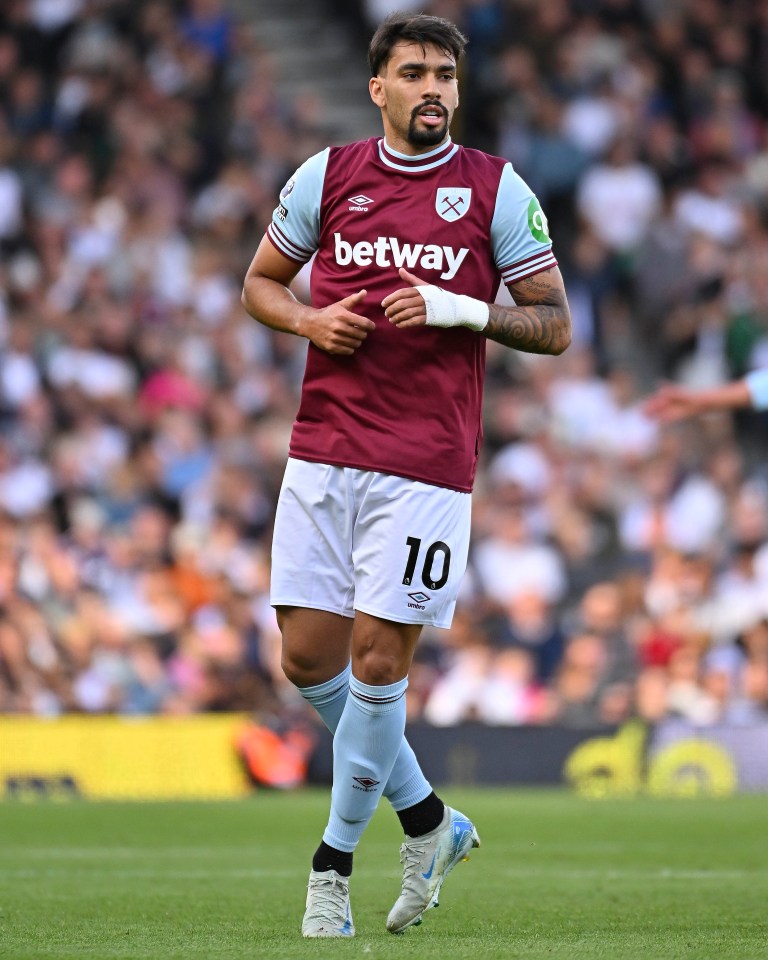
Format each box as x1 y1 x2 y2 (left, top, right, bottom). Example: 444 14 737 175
271 458 471 628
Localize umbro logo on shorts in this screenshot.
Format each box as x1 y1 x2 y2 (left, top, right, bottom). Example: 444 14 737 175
407 591 431 610
408 592 430 603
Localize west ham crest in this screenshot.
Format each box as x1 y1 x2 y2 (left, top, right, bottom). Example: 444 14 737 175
436 187 471 222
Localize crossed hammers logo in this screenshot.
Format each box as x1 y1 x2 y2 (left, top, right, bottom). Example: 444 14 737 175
441 196 465 216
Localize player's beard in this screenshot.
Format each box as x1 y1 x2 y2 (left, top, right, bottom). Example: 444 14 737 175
406 102 449 148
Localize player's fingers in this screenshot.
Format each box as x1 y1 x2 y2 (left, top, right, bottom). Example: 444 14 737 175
399 267 429 287
382 288 423 311
334 324 371 344
338 289 367 309
340 311 376 330
343 327 369 343
328 330 366 350
391 316 427 329
388 305 426 325
327 333 361 352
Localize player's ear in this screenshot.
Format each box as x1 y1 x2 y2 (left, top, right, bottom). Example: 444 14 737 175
369 76 385 107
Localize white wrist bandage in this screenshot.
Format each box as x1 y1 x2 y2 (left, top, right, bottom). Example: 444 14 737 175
416 285 489 332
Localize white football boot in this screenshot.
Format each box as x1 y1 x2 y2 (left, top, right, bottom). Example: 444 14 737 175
301 869 355 938
386 806 480 934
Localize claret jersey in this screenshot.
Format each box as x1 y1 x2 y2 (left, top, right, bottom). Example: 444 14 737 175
268 137 557 492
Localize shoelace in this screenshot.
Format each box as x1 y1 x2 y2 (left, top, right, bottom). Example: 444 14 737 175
307 875 349 919
398 836 432 895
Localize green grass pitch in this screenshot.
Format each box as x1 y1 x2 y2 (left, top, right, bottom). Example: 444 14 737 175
0 788 766 959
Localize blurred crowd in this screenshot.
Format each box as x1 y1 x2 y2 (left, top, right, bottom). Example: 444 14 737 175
1 0 768 730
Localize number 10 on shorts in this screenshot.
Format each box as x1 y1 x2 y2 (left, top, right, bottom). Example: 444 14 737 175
402 536 451 590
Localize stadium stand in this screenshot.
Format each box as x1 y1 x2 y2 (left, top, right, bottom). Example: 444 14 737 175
0 0 767 737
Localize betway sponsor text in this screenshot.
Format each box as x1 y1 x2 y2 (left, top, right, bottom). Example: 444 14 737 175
334 233 469 281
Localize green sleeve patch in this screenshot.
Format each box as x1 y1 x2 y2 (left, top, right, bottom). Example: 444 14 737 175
527 196 550 243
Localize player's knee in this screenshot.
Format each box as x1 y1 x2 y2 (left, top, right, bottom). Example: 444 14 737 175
281 648 320 687
353 648 407 686
352 616 418 685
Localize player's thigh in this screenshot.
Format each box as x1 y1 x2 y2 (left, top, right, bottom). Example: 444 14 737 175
353 474 471 628
271 458 355 618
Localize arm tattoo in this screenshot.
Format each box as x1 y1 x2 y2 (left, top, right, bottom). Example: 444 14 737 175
484 270 572 355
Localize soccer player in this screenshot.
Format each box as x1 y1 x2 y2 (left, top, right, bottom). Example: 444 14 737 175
241 13 571 938
644 371 768 421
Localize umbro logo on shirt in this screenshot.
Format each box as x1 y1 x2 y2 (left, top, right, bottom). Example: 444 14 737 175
348 194 374 211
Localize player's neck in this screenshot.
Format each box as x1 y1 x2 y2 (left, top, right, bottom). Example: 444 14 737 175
381 135 453 158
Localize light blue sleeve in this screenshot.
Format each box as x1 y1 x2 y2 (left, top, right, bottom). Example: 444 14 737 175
490 163 557 286
267 148 329 263
745 369 768 410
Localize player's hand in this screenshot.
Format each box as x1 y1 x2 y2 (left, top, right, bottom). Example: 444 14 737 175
382 268 429 328
643 384 705 422
302 290 376 355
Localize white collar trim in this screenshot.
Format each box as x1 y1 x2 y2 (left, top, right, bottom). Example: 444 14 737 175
378 137 458 172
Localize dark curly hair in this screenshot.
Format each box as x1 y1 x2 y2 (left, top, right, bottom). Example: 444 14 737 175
368 13 468 77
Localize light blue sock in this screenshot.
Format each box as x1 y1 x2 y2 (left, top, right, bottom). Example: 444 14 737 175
298 665 430 811
322 674 408 852
298 664 352 732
